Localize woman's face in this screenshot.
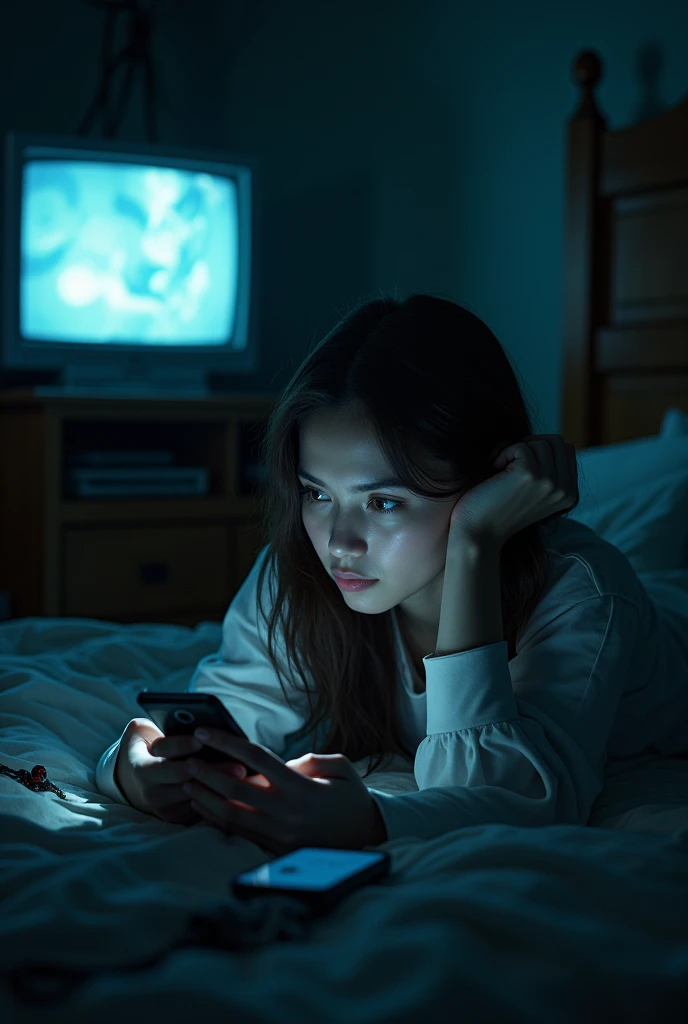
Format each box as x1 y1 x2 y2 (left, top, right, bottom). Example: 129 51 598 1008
297 408 460 638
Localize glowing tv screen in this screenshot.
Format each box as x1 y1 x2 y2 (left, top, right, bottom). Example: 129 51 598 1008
22 160 236 345
2 134 258 390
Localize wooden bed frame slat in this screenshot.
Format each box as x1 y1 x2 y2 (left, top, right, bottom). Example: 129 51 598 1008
598 326 688 372
562 51 688 449
601 99 688 196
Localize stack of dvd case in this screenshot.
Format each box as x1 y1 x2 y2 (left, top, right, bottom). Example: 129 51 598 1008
66 450 210 498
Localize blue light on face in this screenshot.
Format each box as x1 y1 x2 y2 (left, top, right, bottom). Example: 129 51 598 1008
20 160 238 346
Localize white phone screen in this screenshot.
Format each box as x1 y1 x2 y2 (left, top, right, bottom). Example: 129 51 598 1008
235 847 385 891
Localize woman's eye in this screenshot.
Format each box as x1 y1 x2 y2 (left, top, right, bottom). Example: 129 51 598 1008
298 488 403 515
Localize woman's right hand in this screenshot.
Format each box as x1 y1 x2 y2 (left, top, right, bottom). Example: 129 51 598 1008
114 718 246 825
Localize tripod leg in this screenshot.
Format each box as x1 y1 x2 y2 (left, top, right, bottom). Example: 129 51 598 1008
142 46 157 142
78 43 135 136
105 51 138 137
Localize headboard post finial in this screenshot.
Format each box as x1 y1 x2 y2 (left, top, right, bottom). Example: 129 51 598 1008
563 50 606 449
572 50 604 122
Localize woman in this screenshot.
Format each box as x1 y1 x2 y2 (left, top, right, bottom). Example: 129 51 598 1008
96 294 688 853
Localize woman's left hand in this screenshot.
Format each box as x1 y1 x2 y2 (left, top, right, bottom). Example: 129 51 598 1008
449 433 579 549
181 729 388 854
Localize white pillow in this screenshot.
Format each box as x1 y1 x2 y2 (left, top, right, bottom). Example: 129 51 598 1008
660 407 688 439
574 436 688 516
570 467 688 573
570 407 688 571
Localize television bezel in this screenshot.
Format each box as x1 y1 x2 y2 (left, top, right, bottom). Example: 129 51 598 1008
2 132 260 389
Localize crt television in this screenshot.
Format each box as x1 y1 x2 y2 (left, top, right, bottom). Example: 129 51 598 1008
1 133 259 392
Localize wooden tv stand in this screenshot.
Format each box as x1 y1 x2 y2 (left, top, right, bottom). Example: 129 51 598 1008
0 389 275 624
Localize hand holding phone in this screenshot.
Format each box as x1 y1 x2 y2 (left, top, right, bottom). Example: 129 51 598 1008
114 692 263 824
135 691 262 775
114 718 208 823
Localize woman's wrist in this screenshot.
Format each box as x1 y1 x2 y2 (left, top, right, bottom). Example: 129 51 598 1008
114 744 139 807
435 531 503 657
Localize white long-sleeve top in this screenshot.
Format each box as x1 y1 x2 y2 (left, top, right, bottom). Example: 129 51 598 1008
96 516 688 842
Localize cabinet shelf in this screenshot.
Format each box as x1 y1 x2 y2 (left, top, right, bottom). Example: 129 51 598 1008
60 497 248 525
0 390 275 622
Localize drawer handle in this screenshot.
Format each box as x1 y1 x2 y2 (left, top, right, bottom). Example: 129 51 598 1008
138 562 169 585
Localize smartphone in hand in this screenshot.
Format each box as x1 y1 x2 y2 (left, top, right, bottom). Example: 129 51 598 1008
136 691 271 775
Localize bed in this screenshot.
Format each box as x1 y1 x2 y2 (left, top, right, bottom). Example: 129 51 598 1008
1 50 688 1023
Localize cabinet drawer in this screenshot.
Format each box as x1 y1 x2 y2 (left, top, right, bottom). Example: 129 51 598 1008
64 525 229 618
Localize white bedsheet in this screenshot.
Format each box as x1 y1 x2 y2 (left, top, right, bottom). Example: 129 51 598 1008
1 616 688 1022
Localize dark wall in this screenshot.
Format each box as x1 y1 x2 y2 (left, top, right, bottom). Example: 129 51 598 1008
0 0 232 147
215 0 688 425
2 1 688 417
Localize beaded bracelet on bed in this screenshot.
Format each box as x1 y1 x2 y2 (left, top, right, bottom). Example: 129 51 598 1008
0 763 66 799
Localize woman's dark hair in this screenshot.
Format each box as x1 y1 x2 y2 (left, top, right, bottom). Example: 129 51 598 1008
254 292 562 776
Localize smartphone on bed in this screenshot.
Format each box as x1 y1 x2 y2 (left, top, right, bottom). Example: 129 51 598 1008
136 691 273 775
233 847 391 915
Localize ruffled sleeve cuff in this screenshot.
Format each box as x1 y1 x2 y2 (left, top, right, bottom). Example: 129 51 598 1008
424 640 518 734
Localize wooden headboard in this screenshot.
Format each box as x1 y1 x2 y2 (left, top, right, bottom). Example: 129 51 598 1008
562 50 688 449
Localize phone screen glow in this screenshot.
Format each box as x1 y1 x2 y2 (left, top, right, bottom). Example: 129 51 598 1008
235 847 385 891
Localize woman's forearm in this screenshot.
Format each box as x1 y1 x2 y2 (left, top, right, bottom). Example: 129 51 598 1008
434 531 503 656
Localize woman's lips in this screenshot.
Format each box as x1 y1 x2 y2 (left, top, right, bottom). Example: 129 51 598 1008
332 570 374 580
333 575 379 592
